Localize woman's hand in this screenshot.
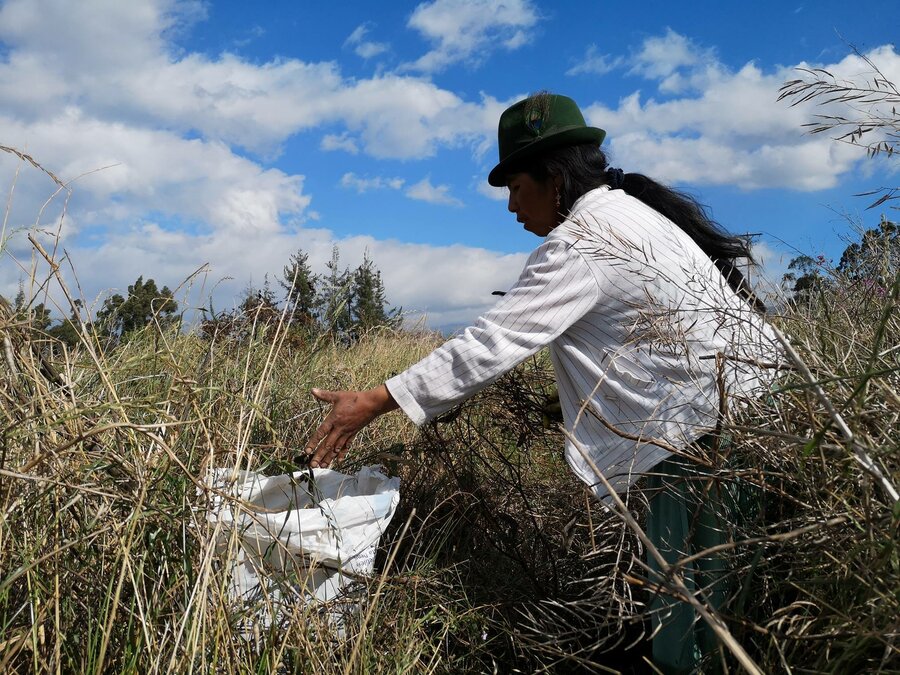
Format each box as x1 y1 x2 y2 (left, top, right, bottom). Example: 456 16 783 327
303 385 399 468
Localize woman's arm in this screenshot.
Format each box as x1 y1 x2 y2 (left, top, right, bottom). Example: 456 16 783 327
385 238 601 424
304 237 601 467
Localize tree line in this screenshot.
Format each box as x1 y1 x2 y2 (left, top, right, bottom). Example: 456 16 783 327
781 216 899 305
10 244 400 347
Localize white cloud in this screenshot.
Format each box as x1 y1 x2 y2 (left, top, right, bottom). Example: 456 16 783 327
567 29 711 85
0 0 503 160
503 30 528 50
335 237 528 325
581 35 900 191
344 23 389 60
567 45 624 77
751 240 793 289
1 109 310 236
340 172 405 193
0 0 200 72
339 172 464 207
405 177 463 206
629 28 714 82
341 77 491 159
2 193 527 331
233 24 265 48
0 0 513 326
403 0 539 73
356 41 389 60
345 24 367 44
321 133 359 154
476 180 508 201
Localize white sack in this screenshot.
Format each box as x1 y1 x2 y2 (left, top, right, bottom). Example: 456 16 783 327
206 465 400 632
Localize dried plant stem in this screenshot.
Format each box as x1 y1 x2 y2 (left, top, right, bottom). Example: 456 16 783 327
674 516 848 569
768 324 899 502
344 508 416 675
0 145 66 188
2 335 17 376
26 233 125 414
562 427 765 675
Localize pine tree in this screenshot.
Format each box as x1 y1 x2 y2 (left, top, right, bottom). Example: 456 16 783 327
351 250 397 332
47 299 83 348
239 276 281 328
96 276 178 339
782 254 829 305
318 245 353 337
30 303 52 331
12 281 52 331
13 282 25 313
279 249 319 328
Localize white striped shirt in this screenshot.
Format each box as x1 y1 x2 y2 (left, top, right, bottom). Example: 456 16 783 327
386 186 777 499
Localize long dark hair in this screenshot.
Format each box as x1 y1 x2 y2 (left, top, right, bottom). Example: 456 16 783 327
509 143 767 313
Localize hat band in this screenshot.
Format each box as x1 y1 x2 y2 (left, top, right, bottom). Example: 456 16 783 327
505 123 588 155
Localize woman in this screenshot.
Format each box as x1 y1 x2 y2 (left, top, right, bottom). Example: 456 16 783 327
304 93 775 672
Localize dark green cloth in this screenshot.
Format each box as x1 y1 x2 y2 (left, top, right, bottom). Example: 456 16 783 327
645 454 732 674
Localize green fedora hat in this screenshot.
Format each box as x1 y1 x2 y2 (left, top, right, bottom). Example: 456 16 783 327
488 93 606 187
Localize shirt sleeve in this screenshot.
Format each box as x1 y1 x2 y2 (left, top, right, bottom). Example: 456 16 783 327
385 237 602 425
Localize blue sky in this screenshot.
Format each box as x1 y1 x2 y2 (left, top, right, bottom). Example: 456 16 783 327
1 0 897 328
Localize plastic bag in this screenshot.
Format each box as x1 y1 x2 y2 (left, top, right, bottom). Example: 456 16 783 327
206 465 400 634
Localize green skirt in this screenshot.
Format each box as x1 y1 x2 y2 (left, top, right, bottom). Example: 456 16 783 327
645 451 742 674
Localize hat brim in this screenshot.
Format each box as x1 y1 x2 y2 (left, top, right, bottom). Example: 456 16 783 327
487 126 606 187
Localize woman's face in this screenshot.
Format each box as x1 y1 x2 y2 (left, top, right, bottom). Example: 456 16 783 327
506 172 559 237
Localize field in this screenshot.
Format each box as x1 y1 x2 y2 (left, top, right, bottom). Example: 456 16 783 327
1 236 898 674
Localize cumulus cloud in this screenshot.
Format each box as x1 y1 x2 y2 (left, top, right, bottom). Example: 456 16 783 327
405 177 463 206
320 132 359 154
1 110 310 240
476 180 508 201
338 172 463 207
0 0 507 295
581 34 900 191
629 28 715 84
1 180 526 330
403 0 539 73
566 45 624 77
344 23 389 59
0 0 503 160
566 30 712 87
340 172 405 193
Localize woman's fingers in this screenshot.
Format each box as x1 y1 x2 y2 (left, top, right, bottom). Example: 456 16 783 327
311 428 358 468
311 388 337 404
310 426 342 467
335 432 358 464
326 432 355 467
305 389 344 466
303 386 398 468
307 391 357 466
304 420 332 457
340 431 357 452
309 422 355 468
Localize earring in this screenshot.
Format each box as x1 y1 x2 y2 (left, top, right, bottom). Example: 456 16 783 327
555 187 561 210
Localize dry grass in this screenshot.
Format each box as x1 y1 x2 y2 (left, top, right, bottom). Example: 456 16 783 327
1 149 898 673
